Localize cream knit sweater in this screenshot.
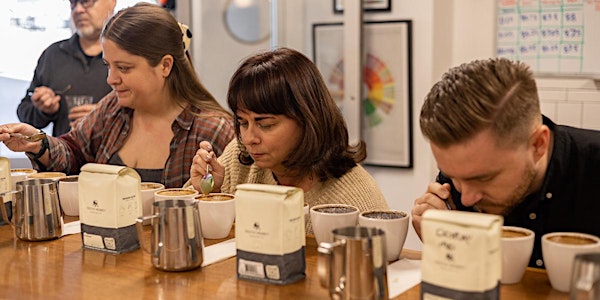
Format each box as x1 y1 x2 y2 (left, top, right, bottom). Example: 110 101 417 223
209 140 390 233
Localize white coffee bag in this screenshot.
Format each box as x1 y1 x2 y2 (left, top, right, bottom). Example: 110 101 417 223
0 157 9 194
79 163 142 253
421 210 503 299
0 157 10 226
235 183 305 285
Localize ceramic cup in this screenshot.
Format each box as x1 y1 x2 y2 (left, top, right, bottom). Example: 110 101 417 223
58 175 79 216
154 188 198 202
501 226 535 284
140 182 165 225
10 168 37 190
542 232 600 292
358 210 409 262
195 193 235 239
310 204 359 245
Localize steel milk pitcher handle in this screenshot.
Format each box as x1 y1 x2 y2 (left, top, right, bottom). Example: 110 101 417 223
0 191 18 230
318 240 346 297
136 214 159 253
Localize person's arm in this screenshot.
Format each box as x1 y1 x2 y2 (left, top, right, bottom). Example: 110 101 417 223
16 54 61 129
0 123 51 169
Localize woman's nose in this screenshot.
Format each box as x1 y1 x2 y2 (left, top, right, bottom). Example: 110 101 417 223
241 126 259 146
106 69 119 86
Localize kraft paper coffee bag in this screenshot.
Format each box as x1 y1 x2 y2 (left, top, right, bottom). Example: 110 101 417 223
235 183 305 285
0 157 10 225
79 163 142 254
0 157 9 194
421 210 503 300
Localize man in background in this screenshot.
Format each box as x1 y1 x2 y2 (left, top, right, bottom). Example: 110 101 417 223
411 58 600 268
17 0 115 136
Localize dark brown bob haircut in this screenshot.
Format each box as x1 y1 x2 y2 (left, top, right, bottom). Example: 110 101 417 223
227 47 367 181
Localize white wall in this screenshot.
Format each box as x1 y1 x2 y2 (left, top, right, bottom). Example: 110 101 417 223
187 0 600 251
189 1 271 107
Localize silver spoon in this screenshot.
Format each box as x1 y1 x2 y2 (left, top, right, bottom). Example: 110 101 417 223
27 84 72 97
198 119 225 195
54 84 72 96
9 131 46 142
200 165 213 195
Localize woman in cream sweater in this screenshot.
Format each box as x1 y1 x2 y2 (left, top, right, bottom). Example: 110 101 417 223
188 47 389 233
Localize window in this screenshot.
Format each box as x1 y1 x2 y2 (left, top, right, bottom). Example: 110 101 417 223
0 0 156 163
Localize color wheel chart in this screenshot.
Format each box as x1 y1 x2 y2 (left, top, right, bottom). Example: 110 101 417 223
312 20 413 167
328 53 396 127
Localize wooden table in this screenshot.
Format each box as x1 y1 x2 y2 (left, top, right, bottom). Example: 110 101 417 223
0 218 568 299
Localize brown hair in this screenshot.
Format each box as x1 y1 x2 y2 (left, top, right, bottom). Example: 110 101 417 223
420 58 541 148
227 47 366 181
101 3 228 114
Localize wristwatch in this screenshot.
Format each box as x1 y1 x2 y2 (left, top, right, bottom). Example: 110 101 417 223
26 130 49 160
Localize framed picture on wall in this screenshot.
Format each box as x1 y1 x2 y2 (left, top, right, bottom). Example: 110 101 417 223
333 0 391 14
312 20 413 168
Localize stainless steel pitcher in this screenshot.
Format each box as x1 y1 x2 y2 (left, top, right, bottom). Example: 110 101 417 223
318 226 389 300
0 178 63 241
136 199 204 271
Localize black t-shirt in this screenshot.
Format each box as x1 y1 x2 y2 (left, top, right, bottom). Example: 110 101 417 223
437 116 600 268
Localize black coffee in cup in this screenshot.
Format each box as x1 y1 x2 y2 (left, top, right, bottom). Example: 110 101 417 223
196 194 234 201
548 235 597 245
363 211 406 220
502 229 531 238
315 206 357 214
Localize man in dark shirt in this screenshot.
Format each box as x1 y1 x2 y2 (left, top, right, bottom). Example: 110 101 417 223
411 58 600 268
17 0 115 136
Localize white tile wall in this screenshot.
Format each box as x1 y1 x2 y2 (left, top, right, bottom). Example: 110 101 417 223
540 102 557 121
537 78 600 130
582 104 600 130
557 103 583 127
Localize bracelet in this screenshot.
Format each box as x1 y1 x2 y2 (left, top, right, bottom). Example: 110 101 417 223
26 130 49 160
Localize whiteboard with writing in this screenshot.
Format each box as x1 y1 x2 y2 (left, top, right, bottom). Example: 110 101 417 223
496 0 600 76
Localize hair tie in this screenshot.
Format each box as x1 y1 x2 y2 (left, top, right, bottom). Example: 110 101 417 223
178 22 192 52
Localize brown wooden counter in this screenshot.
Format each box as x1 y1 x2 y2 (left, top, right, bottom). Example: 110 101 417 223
0 218 568 299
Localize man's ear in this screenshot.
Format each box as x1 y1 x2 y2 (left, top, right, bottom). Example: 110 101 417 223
530 124 550 162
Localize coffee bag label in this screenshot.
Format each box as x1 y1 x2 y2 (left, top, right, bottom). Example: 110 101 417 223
421 210 502 299
0 157 9 194
79 163 141 253
235 183 306 285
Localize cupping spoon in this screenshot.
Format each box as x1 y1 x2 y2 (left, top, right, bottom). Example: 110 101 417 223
9 131 46 142
27 84 72 97
198 119 225 195
199 165 213 195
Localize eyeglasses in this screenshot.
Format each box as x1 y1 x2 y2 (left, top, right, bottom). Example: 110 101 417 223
69 0 98 9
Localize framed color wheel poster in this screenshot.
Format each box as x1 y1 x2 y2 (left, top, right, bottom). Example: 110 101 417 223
312 20 413 168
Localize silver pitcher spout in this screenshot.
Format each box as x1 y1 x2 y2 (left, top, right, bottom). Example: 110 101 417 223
318 226 389 300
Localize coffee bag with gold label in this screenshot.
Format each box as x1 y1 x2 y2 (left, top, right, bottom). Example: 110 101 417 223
421 210 503 299
235 183 305 285
79 163 142 253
